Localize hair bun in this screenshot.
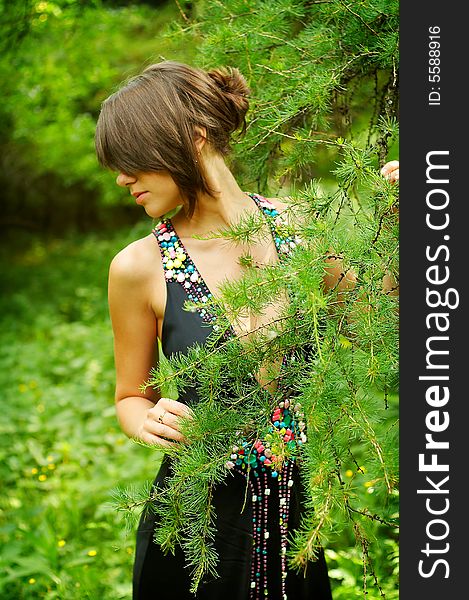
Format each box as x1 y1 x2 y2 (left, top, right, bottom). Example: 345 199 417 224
207 67 250 127
208 66 250 98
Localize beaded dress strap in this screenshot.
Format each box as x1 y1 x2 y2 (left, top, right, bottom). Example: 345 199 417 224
247 193 301 260
152 218 217 328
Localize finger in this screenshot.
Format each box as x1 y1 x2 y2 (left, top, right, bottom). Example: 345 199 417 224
380 162 400 182
380 160 399 176
147 402 193 427
157 397 194 419
140 430 177 448
159 411 186 431
145 419 186 442
383 168 399 183
385 168 399 183
147 404 168 423
147 407 185 431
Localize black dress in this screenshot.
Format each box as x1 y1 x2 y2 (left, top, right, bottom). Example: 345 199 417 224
132 193 332 600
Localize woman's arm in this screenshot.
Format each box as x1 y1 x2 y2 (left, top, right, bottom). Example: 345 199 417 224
108 242 192 447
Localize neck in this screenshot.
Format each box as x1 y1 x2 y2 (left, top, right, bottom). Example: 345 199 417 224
174 152 256 235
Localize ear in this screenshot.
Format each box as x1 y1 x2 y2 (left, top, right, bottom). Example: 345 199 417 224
194 126 207 153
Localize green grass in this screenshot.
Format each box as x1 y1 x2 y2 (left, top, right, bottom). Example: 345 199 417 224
0 222 162 599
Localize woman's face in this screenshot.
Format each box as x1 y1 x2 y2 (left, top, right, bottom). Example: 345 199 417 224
116 170 182 218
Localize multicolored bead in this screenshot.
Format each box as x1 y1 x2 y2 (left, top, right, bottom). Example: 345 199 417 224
225 397 306 475
254 195 302 258
226 370 307 599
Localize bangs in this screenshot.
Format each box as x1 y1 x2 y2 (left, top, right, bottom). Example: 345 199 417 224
95 85 167 176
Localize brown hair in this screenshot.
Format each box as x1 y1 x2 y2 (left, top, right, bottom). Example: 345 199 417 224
95 61 250 218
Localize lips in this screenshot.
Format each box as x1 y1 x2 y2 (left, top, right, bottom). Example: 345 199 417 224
132 191 148 204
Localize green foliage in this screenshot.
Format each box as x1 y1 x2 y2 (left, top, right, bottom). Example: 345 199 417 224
183 0 399 192
0 0 195 229
0 224 160 599
152 338 179 400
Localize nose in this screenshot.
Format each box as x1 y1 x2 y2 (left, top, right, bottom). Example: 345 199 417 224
116 172 136 187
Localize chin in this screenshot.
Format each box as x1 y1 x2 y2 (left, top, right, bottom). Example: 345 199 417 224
143 207 160 219
154 205 184 221
140 200 165 219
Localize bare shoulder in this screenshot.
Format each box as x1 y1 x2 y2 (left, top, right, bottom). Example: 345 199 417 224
109 231 166 320
109 233 162 284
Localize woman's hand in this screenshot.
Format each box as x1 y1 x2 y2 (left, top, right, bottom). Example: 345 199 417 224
137 397 194 447
380 160 399 183
323 160 400 299
380 160 399 295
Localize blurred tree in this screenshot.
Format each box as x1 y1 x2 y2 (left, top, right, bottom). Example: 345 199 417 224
0 0 194 233
102 0 174 6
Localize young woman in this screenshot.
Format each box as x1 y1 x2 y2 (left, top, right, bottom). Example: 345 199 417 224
95 60 399 600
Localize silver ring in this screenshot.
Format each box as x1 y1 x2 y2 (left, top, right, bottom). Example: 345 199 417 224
158 409 167 424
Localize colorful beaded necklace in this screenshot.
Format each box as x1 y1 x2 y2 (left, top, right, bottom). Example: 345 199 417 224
152 192 305 599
